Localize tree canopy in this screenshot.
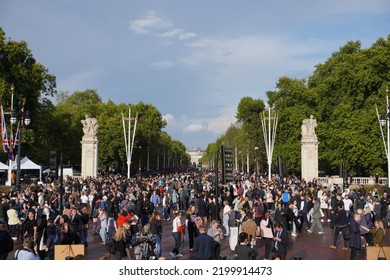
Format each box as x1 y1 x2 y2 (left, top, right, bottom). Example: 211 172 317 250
203 35 390 178
0 27 190 174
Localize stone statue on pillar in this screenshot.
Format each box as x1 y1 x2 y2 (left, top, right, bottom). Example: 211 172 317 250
301 115 317 140
301 115 318 181
81 115 99 178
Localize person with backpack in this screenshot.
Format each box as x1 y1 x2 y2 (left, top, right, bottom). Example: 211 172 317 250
43 217 59 260
15 237 40 260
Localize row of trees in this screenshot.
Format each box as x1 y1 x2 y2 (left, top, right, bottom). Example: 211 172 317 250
202 35 390 178
0 27 190 174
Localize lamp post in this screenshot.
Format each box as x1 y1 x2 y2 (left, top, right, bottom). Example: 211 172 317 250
10 107 30 190
376 88 390 187
254 146 259 176
261 105 278 181
122 108 138 179
138 145 142 175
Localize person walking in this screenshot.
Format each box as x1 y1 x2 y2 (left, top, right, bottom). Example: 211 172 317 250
329 204 349 250
222 200 232 237
99 208 108 244
149 211 163 258
111 226 128 260
260 211 274 260
193 226 214 260
273 221 289 260
348 213 362 260
186 205 199 251
307 199 324 234
170 211 183 259
7 203 21 240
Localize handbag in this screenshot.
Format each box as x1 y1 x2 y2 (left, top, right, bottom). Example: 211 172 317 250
39 228 47 251
378 246 387 260
342 226 350 240
177 225 184 234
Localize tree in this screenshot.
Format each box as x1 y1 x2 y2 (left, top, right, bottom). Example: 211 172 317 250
0 27 57 163
204 35 390 177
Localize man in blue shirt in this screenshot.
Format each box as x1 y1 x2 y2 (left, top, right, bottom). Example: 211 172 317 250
15 237 40 260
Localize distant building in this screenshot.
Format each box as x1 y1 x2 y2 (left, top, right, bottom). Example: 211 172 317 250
187 148 204 165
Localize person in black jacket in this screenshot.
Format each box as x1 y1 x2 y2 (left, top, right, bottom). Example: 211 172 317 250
193 226 214 260
329 204 348 250
112 226 128 260
149 212 163 258
43 218 57 260
0 222 13 260
234 231 257 260
348 213 362 260
273 221 288 260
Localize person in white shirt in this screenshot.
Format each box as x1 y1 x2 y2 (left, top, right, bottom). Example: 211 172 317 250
260 211 274 260
222 201 232 237
343 195 353 218
80 191 89 207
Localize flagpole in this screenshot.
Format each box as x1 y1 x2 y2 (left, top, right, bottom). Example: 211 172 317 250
6 86 14 186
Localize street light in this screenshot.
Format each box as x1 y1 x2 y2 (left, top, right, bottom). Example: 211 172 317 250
261 105 278 181
10 108 30 190
254 146 259 176
376 88 390 187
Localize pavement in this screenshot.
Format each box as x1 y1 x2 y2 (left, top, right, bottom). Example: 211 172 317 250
7 217 390 260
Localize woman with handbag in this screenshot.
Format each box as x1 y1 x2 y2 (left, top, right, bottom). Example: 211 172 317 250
361 219 386 246
170 211 183 258
186 205 199 250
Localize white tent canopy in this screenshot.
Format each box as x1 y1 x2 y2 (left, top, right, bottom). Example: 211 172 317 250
0 161 8 170
12 156 42 181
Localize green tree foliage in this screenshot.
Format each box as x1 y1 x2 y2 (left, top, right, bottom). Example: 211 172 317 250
307 37 390 176
266 77 316 173
204 35 390 177
0 27 57 164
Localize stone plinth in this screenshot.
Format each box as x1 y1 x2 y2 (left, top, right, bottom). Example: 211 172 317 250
81 116 99 178
301 115 318 181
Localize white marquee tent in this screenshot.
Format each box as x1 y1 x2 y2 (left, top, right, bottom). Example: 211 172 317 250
11 156 42 181
0 161 8 170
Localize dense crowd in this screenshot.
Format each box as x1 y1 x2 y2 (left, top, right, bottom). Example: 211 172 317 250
0 168 389 260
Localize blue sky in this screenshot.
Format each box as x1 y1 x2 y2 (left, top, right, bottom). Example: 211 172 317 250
0 0 389 150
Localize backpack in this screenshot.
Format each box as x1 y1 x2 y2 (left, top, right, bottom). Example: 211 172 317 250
36 208 45 230
0 233 14 253
106 238 116 254
51 227 61 245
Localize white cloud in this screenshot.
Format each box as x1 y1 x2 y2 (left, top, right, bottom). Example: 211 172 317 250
207 106 237 134
129 10 173 34
162 113 175 124
183 123 206 133
129 11 198 41
160 28 183 38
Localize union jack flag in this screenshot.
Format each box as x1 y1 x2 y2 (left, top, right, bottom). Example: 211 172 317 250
1 105 10 154
12 125 20 158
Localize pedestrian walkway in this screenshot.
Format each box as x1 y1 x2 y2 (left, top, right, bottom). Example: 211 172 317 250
7 218 390 260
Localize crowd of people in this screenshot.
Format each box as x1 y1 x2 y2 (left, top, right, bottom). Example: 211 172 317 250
0 168 389 260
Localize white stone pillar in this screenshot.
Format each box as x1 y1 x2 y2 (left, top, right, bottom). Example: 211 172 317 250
301 115 318 181
81 116 99 178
